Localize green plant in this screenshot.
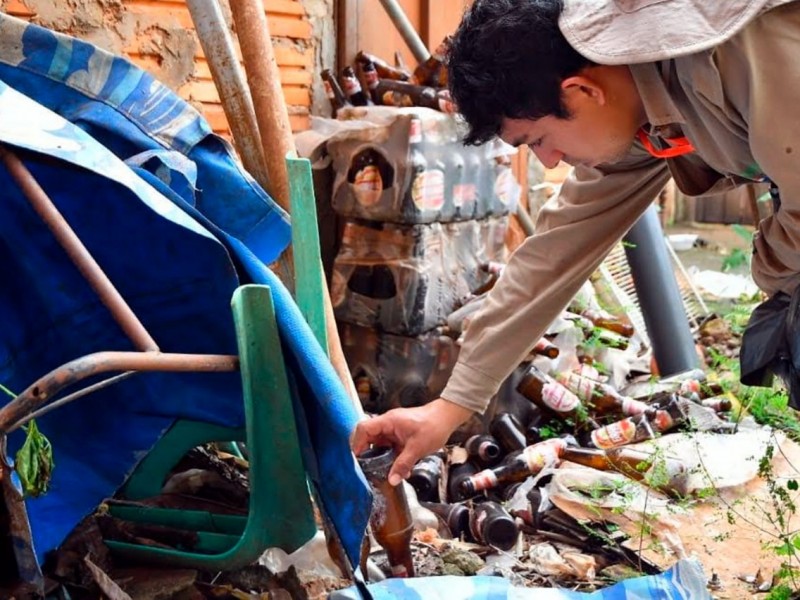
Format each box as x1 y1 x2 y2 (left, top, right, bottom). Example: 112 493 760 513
16 419 54 497
766 583 794 600
1 383 55 497
721 224 755 272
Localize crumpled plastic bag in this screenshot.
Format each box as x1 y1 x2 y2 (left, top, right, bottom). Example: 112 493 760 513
546 465 687 561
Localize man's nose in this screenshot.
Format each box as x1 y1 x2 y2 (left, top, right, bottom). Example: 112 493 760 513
532 146 564 169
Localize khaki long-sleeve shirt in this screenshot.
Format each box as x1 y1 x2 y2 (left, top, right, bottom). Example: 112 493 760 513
442 1 800 413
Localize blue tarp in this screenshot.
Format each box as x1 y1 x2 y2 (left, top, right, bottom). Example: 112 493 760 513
0 12 370 571
330 559 711 600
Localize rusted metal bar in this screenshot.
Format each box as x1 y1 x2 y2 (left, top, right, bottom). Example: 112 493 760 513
0 443 43 593
230 0 294 210
0 351 238 434
7 372 136 434
186 0 271 190
0 145 160 353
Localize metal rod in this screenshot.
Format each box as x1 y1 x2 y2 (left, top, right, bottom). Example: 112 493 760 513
0 145 160 353
516 204 535 237
230 0 294 211
623 206 699 376
186 0 271 190
7 372 135 434
0 351 239 433
378 0 431 64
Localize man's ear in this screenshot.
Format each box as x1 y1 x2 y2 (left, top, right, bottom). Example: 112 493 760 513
561 74 606 106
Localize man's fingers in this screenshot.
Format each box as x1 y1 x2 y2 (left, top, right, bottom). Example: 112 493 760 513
388 445 420 487
351 415 397 455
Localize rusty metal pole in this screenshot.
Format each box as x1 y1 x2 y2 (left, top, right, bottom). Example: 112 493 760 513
229 0 294 210
229 1 362 415
187 0 271 191
0 351 238 434
0 146 160 353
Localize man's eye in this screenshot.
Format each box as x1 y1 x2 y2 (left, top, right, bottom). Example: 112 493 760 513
529 138 543 148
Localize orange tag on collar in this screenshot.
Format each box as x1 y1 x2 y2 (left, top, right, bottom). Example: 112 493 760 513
637 128 695 159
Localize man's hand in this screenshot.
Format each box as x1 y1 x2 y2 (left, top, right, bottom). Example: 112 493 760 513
351 398 473 486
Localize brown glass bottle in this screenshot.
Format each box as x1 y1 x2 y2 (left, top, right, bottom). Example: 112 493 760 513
489 412 526 453
524 424 542 446
360 59 381 105
356 50 412 81
447 460 480 502
562 446 690 496
459 438 567 495
468 500 519 550
700 395 733 413
375 79 451 112
412 37 450 87
648 395 688 433
533 337 560 359
517 364 583 421
465 434 502 467
340 65 372 106
357 446 415 577
586 413 655 449
420 501 469 539
408 452 444 503
555 371 650 417
581 308 635 337
321 68 350 116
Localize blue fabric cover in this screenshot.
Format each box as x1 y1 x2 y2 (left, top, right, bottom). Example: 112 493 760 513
0 13 370 570
330 559 711 600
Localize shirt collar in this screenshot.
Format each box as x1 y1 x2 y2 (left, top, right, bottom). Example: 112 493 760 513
629 62 687 135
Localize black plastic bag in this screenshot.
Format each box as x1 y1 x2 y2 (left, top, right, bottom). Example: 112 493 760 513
740 285 800 409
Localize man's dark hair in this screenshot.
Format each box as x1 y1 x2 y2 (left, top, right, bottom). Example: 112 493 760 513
448 0 592 145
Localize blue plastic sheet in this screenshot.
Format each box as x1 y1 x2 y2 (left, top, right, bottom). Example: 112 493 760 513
329 559 710 600
0 12 370 572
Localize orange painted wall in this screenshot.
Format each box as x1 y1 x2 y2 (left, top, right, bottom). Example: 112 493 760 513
2 0 314 134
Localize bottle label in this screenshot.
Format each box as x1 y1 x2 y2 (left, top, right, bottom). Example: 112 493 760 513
364 69 379 90
323 80 335 100
452 183 476 208
342 76 363 96
353 165 383 207
408 119 423 145
557 372 595 403
621 397 648 416
591 418 637 449
390 565 409 577
541 382 580 413
522 439 565 473
679 379 702 395
577 363 600 381
437 96 457 114
493 168 520 206
411 169 445 211
651 409 675 432
472 510 488 543
469 469 498 492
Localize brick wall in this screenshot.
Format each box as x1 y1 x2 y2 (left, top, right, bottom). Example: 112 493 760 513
1 0 314 135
